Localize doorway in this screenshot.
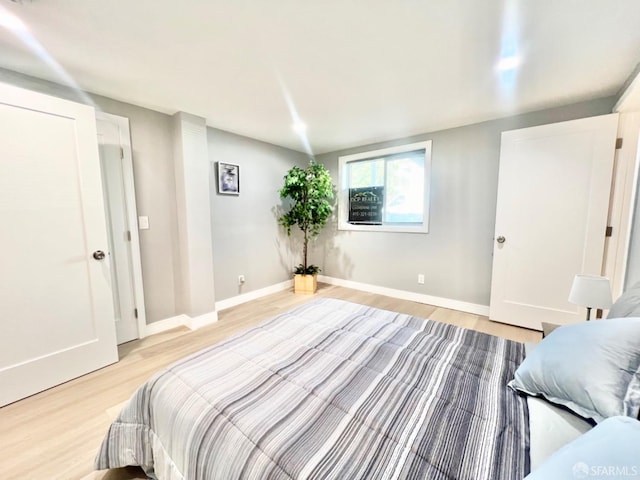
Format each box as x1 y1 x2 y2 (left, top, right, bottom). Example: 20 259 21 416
489 114 619 330
0 83 118 406
96 112 147 344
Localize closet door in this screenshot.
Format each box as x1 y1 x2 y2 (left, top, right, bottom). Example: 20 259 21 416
490 114 618 330
0 83 117 406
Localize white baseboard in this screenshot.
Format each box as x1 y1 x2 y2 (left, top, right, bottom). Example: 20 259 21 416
140 281 293 338
215 279 294 311
140 276 488 338
140 280 293 338
186 310 219 330
141 310 218 337
143 314 190 337
318 275 490 316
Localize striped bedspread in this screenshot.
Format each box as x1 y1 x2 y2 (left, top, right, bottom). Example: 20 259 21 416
95 298 529 479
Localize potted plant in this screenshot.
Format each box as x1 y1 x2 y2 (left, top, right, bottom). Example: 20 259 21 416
278 161 334 294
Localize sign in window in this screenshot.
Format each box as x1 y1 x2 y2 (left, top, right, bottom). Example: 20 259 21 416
339 141 432 233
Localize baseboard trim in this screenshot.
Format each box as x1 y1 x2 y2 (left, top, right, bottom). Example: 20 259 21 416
318 275 490 316
141 310 219 337
143 314 190 337
142 281 294 337
215 279 294 311
186 310 219 330
140 277 488 338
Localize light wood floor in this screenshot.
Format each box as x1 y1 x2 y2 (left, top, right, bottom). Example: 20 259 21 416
0 284 540 479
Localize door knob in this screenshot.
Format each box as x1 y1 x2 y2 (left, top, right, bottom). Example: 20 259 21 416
93 250 106 260
496 236 506 244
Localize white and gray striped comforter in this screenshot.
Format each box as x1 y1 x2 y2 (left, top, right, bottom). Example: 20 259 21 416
95 298 529 479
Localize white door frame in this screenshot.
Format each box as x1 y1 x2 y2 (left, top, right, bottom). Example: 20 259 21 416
603 111 640 298
96 111 147 340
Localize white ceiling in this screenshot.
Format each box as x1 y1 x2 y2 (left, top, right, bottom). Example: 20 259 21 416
1 1 640 154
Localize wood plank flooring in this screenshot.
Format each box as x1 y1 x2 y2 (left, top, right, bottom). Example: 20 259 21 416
0 284 540 479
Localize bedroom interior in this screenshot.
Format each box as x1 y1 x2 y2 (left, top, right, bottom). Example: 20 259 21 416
2 1 640 479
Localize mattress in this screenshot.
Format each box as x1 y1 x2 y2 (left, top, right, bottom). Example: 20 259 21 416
96 298 529 479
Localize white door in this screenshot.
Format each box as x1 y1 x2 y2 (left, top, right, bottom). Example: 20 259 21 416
0 83 118 406
490 114 619 330
97 114 145 344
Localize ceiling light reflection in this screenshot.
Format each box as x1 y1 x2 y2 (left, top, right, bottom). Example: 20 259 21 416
0 4 95 107
292 121 307 135
497 55 521 72
275 71 313 157
497 0 521 99
0 7 27 33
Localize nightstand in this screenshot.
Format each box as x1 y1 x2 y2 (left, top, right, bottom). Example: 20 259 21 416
541 322 561 338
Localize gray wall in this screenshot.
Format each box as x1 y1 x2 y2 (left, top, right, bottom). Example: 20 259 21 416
94 97 180 323
208 129 309 301
0 68 311 320
316 97 617 307
0 68 624 316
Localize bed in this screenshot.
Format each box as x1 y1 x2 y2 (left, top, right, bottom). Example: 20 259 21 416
96 295 640 479
516 282 640 479
95 298 530 479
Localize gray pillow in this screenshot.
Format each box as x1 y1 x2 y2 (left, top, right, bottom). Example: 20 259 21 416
525 416 640 479
509 317 640 423
608 281 640 318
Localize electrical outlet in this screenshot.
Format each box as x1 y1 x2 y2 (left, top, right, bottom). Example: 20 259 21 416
418 274 425 284
238 274 245 285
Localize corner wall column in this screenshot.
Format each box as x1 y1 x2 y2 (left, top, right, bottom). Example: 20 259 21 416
172 112 217 327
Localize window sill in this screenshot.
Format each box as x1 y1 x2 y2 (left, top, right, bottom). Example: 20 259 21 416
338 222 429 234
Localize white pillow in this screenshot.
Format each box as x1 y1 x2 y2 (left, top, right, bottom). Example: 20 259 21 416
509 318 640 422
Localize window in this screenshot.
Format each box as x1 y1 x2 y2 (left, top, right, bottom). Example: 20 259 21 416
338 141 432 233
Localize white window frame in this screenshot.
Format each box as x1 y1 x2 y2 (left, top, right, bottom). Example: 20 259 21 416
338 140 432 233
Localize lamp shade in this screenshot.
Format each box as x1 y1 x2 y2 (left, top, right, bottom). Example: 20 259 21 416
568 275 613 309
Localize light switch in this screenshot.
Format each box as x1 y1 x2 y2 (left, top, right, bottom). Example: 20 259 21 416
138 216 150 230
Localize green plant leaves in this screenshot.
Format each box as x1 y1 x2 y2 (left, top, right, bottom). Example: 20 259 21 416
278 160 335 271
278 161 334 234
293 264 321 275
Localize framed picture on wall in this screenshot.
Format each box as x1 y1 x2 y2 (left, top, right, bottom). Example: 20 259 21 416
217 162 240 195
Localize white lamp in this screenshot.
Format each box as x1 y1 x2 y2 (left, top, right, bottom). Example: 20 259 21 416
568 274 613 320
